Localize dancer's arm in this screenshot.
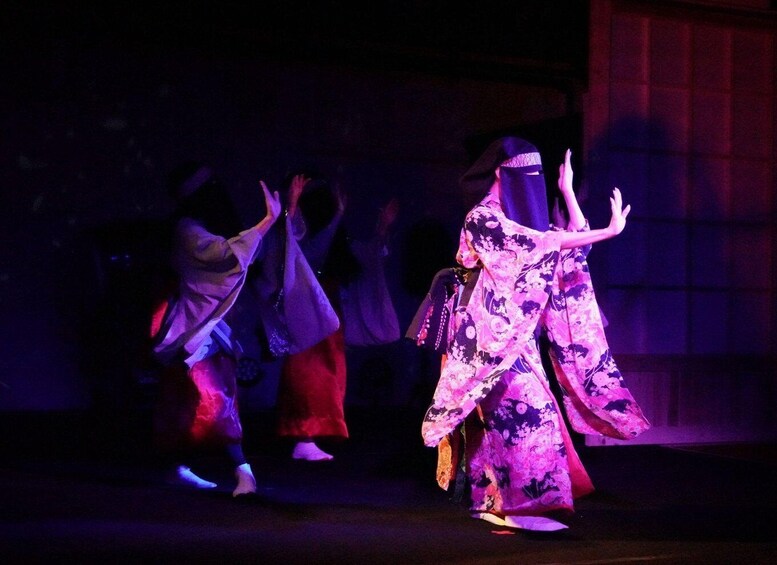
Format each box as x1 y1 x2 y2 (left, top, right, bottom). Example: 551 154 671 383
557 187 630 250
557 148 586 231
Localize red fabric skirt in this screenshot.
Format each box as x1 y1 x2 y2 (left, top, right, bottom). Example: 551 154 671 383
154 352 243 451
277 327 349 439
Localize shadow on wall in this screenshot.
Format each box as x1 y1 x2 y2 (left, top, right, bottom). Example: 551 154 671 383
585 113 724 356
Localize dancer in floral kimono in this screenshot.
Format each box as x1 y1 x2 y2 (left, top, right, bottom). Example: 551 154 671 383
421 137 650 531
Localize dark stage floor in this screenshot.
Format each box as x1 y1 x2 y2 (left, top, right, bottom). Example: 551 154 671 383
1 408 776 564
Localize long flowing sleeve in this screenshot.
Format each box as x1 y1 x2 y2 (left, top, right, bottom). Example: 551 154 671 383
542 242 651 439
153 218 266 365
300 211 343 273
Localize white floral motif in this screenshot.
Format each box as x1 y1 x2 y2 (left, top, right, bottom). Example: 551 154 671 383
490 317 509 335
562 258 578 273
592 371 617 390
524 269 546 290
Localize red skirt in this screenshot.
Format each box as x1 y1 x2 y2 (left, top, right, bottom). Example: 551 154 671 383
154 352 243 451
276 327 349 439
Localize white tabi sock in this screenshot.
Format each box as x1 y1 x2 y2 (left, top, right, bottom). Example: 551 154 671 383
169 465 217 489
504 515 568 531
471 512 507 527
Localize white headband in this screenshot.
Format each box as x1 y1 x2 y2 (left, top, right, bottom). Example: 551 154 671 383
500 152 542 169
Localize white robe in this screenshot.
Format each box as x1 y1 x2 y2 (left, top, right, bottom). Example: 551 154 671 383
153 218 265 366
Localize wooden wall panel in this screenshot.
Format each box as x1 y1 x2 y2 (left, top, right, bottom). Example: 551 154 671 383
586 0 776 445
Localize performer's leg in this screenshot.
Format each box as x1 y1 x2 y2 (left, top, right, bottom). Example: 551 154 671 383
154 363 217 489
226 442 256 497
187 353 253 495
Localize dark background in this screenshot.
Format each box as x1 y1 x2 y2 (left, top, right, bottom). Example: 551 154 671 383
0 0 588 412
1 1 775 450
2 3 777 562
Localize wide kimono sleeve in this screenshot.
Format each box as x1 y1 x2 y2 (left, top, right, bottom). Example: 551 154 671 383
542 230 651 440
184 220 265 271
153 219 265 364
251 214 341 358
341 235 400 346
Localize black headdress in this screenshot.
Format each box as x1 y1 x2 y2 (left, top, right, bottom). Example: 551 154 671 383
460 136 549 231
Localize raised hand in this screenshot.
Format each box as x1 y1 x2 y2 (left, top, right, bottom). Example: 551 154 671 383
288 174 309 216
607 187 631 236
557 148 586 230
558 148 574 195
260 180 282 223
376 197 400 238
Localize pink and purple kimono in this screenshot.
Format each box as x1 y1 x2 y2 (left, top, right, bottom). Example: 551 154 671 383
421 192 650 517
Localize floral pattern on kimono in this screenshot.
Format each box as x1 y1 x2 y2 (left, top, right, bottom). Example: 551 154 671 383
422 192 650 446
543 243 650 440
464 353 575 515
421 192 650 515
422 194 561 447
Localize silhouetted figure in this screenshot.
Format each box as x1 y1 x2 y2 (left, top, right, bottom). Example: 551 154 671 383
274 172 400 461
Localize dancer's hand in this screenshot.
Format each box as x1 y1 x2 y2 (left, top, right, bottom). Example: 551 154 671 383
557 148 587 230
607 187 631 236
261 180 282 223
558 148 574 195
288 174 308 216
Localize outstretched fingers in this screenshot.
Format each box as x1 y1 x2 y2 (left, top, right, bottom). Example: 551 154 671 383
611 186 621 206
608 187 631 235
610 187 629 213
260 180 281 219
